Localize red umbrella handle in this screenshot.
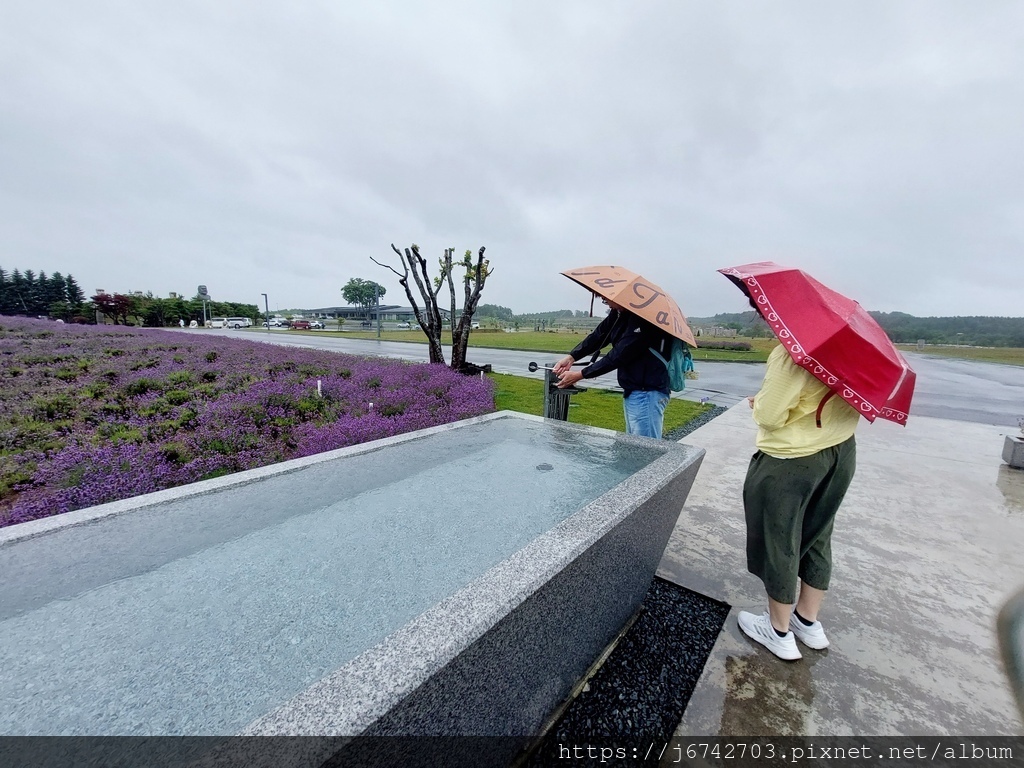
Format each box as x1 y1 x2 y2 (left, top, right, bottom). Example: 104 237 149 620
815 390 837 428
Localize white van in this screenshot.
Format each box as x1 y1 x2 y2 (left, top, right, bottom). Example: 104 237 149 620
209 317 226 328
226 317 252 329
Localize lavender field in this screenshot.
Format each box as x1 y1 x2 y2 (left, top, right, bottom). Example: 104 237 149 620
0 317 494 527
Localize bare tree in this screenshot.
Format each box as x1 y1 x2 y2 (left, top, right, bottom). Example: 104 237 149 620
445 247 492 370
371 244 492 370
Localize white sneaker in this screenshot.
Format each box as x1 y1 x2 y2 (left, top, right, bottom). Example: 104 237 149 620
789 613 830 649
737 611 802 660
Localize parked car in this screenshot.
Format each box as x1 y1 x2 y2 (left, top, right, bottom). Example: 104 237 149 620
291 320 312 330
226 317 252 329
396 322 412 329
471 322 480 329
308 320 324 329
360 320 373 328
262 319 287 328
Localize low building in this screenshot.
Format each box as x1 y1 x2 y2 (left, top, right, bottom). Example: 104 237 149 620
695 326 738 338
303 305 452 323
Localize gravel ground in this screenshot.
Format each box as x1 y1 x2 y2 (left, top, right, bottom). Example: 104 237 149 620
664 404 729 442
525 578 730 766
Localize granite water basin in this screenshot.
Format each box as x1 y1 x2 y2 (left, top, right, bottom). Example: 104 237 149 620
0 411 703 753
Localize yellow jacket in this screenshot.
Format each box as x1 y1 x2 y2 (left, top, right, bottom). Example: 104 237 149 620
752 345 860 458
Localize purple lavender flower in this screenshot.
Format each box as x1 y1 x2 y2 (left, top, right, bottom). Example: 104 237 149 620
0 317 494 526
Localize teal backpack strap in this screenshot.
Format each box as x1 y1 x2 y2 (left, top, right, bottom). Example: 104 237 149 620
650 336 687 392
649 347 669 366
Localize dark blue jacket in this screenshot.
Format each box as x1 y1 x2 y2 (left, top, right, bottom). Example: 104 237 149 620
569 310 672 396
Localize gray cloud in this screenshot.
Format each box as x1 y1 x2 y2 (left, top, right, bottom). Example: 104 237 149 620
1 1 1022 316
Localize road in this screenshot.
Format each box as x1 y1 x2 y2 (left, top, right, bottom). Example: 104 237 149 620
182 328 1024 428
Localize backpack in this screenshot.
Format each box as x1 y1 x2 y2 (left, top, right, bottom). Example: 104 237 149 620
650 336 695 392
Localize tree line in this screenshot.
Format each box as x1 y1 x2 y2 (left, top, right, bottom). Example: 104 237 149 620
695 310 1024 347
10 260 1022 346
90 292 259 327
869 311 1024 348
0 266 257 327
476 302 1024 348
0 267 86 318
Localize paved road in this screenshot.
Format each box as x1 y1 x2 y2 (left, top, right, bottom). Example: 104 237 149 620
900 351 1024 427
187 329 1024 428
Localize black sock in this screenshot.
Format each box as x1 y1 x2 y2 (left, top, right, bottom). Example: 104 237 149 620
773 625 788 637
794 609 814 627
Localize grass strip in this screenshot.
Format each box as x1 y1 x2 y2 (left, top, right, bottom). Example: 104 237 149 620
895 344 1024 366
488 372 712 434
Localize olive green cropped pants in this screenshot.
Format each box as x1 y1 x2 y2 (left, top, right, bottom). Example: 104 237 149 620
742 436 857 604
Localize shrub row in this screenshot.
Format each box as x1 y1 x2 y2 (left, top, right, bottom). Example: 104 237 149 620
695 340 752 351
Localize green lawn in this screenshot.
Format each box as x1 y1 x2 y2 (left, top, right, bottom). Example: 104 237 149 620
488 372 712 433
896 344 1024 366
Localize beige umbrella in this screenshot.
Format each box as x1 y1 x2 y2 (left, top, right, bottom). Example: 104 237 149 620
561 265 697 347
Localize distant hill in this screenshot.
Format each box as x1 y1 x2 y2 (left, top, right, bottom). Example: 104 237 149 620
462 303 1024 347
688 310 1024 347
868 312 1024 347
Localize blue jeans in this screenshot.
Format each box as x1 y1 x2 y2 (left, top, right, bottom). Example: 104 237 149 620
623 390 670 439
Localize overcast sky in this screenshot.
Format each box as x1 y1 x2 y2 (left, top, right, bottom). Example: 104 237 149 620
2 2 1022 318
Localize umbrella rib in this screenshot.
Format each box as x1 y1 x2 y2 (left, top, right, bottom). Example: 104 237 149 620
887 364 911 401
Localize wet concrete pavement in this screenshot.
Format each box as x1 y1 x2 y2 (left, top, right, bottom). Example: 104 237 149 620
658 403 1024 737
899 352 1024 427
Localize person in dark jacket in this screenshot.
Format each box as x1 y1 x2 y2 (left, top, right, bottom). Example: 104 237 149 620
552 296 673 438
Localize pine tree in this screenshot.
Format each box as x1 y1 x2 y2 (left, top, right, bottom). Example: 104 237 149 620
48 271 68 304
9 269 28 313
22 270 39 314
0 267 10 314
32 271 49 315
65 274 85 308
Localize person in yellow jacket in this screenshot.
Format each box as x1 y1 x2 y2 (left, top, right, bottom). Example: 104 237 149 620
737 343 860 661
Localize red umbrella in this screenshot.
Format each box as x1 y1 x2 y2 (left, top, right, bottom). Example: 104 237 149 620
718 262 916 425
